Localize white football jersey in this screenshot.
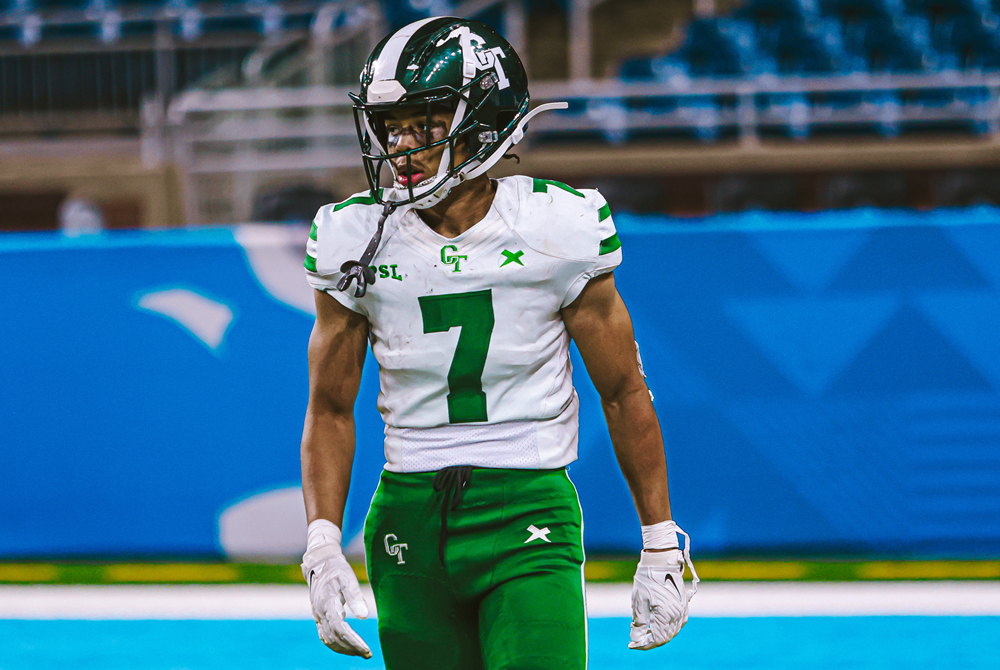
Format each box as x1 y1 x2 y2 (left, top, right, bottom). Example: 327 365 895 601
305 175 622 472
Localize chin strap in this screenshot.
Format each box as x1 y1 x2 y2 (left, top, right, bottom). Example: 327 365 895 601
337 201 396 298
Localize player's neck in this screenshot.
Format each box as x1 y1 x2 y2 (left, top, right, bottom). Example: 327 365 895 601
415 175 496 239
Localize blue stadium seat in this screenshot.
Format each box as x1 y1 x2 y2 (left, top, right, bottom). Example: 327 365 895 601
761 91 812 138
819 0 906 18
735 0 821 20
811 89 902 137
864 89 903 137
676 95 723 142
23 0 88 9
755 16 862 73
843 14 939 71
905 0 991 15
611 0 1000 143
931 12 1000 70
912 85 993 132
619 56 658 81
675 18 766 76
581 97 630 145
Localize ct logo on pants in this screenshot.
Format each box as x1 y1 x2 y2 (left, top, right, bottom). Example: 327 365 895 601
384 534 408 564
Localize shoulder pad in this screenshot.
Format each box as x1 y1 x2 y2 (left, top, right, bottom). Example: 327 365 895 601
505 176 619 262
305 189 389 276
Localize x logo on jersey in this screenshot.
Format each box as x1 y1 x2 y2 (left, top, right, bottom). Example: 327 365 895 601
500 249 524 267
524 524 551 544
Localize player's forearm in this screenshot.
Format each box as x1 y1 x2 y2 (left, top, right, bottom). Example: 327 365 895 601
602 386 672 526
301 405 356 528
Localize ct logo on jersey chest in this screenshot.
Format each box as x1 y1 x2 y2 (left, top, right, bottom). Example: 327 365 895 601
441 245 468 273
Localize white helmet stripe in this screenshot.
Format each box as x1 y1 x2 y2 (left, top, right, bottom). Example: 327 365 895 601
370 16 440 86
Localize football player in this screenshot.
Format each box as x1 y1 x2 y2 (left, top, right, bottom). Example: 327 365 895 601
300 16 697 669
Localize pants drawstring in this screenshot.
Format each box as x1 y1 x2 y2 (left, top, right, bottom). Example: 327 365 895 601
432 465 474 567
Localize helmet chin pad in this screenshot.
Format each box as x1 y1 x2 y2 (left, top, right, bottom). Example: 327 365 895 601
388 173 464 209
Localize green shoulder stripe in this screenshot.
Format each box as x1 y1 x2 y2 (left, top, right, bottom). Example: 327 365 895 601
599 233 621 255
598 203 612 221
309 222 317 241
532 178 584 198
304 254 317 272
333 194 374 212
332 188 384 212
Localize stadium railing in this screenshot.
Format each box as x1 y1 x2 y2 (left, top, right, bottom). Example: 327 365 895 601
0 0 382 135
156 67 1000 222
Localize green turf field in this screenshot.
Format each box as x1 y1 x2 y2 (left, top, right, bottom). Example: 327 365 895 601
1 560 997 585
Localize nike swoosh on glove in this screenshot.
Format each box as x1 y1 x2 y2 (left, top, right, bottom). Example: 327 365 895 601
629 547 698 650
301 543 372 658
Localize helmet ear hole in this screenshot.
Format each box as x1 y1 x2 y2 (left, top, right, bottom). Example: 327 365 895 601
496 111 515 133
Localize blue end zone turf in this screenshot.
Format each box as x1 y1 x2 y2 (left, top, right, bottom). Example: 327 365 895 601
2 618 999 669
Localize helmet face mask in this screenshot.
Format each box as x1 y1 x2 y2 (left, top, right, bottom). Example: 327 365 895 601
350 17 531 209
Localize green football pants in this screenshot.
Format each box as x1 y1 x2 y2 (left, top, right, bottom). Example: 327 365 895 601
364 467 587 670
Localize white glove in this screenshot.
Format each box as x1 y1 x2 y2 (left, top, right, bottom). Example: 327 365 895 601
629 521 698 650
301 521 372 659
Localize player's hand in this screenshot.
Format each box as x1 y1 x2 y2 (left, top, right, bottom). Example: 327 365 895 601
301 543 372 658
629 546 698 650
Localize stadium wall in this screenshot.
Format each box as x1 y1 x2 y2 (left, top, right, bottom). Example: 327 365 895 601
2 210 999 559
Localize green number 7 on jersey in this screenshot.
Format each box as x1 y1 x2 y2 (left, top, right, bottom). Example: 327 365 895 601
418 289 495 424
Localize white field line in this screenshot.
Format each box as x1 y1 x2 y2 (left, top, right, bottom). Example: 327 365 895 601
590 581 1000 617
1 582 999 620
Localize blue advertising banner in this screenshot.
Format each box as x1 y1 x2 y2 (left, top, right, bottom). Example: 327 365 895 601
2 209 999 559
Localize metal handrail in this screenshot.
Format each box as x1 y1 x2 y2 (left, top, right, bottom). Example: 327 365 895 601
160 56 1000 224
159 71 1000 183
165 71 1000 119
530 72 1000 98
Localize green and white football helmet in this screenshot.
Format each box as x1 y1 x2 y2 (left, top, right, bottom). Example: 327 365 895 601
350 16 566 209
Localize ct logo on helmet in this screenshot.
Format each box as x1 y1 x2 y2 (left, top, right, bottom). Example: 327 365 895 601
436 26 510 90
